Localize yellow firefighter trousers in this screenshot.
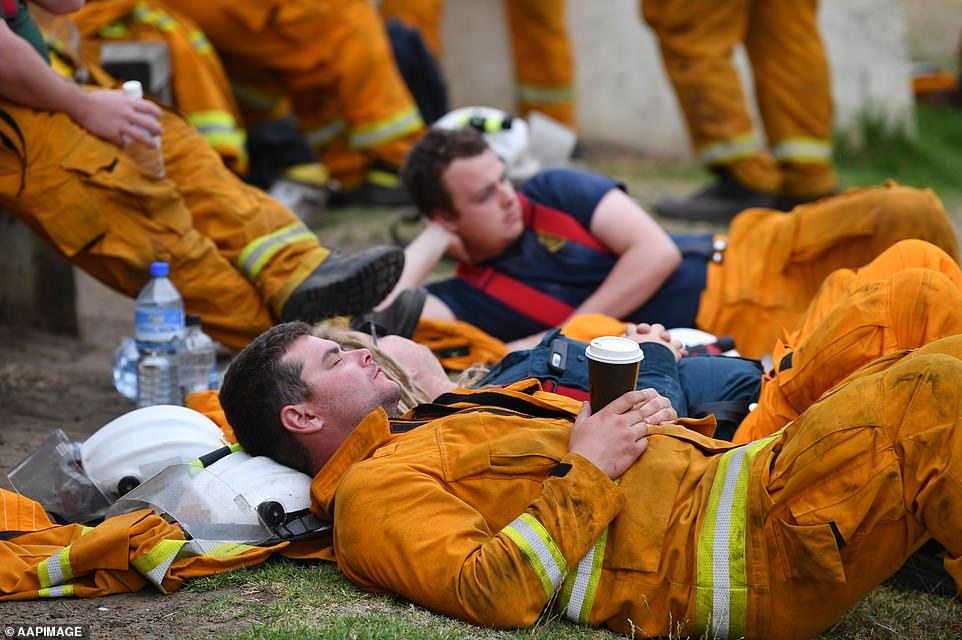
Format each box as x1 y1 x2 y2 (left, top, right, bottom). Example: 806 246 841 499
696 183 959 359
70 0 248 174
164 0 424 189
641 0 836 197
380 0 576 127
745 335 962 637
0 100 330 351
734 239 962 443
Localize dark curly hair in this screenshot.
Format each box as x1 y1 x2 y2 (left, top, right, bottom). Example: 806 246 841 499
400 127 489 218
220 322 314 474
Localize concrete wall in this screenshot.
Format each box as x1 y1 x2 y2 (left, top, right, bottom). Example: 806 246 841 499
901 0 962 69
441 0 914 157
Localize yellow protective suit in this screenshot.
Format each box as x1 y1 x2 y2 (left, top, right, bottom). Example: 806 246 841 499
69 0 247 174
380 0 576 127
0 499 280 600
0 99 331 351
733 239 962 443
696 183 959 358
312 356 962 638
164 0 424 190
641 0 836 198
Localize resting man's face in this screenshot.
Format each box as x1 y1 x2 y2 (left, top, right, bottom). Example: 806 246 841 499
438 149 525 261
282 336 401 455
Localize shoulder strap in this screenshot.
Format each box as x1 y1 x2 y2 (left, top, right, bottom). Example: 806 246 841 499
456 261 573 327
429 389 575 420
521 193 611 254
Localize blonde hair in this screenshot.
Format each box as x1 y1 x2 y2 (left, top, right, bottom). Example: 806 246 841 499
311 326 433 414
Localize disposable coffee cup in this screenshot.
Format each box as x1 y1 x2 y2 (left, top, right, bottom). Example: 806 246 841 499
585 336 644 413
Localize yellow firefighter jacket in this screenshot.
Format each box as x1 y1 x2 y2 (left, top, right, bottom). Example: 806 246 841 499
311 365 962 638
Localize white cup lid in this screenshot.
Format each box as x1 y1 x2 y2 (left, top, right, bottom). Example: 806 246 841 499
585 336 644 364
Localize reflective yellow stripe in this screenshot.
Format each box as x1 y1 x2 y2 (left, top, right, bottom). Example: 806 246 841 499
502 512 567 598
187 110 239 132
518 83 574 105
695 434 778 639
38 584 75 598
131 2 177 32
305 119 347 148
348 106 423 150
697 134 764 166
231 82 284 112
367 168 400 189
98 21 128 38
133 539 187 593
237 222 317 282
772 137 833 164
189 28 213 54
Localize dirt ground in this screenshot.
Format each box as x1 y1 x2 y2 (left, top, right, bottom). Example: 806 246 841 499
0 271 265 637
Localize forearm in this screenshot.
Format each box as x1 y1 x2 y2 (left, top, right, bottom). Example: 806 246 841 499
0 27 88 117
379 223 452 307
572 243 681 319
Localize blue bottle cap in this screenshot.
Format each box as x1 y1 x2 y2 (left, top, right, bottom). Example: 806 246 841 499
149 261 169 277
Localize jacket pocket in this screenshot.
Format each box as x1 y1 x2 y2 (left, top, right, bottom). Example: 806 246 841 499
38 134 114 256
773 518 846 583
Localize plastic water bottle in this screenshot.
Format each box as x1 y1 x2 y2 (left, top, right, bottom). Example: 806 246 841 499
121 80 165 178
111 337 139 400
179 314 218 395
135 261 184 407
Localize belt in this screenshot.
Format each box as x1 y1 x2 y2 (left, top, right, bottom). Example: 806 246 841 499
675 235 728 264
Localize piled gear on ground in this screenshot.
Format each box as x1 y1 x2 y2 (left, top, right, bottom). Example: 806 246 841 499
5 405 329 546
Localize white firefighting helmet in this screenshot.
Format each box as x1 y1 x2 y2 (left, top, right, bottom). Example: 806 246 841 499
434 106 541 184
81 404 227 499
108 451 327 544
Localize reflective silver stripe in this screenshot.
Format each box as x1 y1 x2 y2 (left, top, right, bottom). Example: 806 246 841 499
502 513 566 597
518 83 574 105
772 137 833 163
697 134 763 165
348 107 423 150
305 119 347 148
132 539 187 591
559 527 608 624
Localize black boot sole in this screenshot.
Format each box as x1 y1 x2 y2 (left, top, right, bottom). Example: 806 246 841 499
281 248 405 323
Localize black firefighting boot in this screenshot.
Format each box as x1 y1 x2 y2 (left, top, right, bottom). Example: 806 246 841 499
281 246 404 323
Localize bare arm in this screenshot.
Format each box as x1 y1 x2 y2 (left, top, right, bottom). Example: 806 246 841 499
378 221 456 308
0 18 161 145
572 189 681 318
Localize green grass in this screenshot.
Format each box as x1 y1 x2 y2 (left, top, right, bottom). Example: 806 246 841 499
835 103 962 203
181 557 962 640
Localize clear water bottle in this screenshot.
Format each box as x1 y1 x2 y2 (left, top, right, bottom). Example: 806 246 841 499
111 337 139 400
121 80 165 178
135 261 184 407
179 314 218 395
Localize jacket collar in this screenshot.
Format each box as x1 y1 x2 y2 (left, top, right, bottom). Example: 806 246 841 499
309 407 396 520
